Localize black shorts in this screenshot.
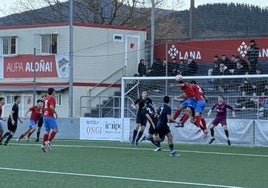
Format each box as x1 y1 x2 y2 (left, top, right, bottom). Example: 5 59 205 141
7 120 18 133
37 117 43 128
148 125 156 135
136 111 142 124
157 125 171 140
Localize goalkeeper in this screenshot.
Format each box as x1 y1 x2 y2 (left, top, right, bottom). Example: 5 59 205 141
207 95 236 145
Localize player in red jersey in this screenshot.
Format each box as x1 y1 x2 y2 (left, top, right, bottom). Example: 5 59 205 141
35 95 46 142
0 97 6 143
170 80 197 127
41 88 58 152
189 80 208 137
17 99 43 142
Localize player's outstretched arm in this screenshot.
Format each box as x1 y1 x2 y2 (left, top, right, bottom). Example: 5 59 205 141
207 109 212 117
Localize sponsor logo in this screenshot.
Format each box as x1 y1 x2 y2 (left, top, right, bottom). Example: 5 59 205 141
237 41 248 57
168 44 201 60
237 41 268 58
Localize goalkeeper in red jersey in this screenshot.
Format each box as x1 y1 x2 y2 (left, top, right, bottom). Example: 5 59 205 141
17 99 43 142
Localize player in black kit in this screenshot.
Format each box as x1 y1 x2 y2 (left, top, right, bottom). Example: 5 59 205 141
153 96 179 156
131 91 155 146
139 101 161 150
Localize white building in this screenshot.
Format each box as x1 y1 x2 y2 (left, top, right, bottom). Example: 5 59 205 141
0 23 146 117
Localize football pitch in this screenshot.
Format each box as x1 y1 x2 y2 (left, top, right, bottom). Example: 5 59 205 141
0 140 267 188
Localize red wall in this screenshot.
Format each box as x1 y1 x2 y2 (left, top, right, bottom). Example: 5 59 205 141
154 37 268 62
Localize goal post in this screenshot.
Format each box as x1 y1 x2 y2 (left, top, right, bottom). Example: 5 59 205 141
120 74 268 146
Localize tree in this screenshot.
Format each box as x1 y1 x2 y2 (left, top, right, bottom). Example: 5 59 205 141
0 0 184 39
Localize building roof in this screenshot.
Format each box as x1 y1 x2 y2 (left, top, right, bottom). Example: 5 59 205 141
0 22 147 32
0 82 68 92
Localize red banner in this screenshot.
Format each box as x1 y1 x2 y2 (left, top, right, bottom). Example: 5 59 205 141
154 37 268 62
4 54 58 78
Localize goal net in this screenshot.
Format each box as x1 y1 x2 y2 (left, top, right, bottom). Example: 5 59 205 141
120 74 268 146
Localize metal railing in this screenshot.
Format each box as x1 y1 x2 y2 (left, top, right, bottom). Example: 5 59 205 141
88 66 126 111
80 95 135 118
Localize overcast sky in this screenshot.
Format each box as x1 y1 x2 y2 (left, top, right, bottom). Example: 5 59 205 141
0 0 267 18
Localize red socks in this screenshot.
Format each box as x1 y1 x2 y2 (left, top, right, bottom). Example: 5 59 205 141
19 134 24 139
195 116 201 127
173 110 181 120
201 117 207 130
48 131 57 142
43 133 49 145
180 113 189 124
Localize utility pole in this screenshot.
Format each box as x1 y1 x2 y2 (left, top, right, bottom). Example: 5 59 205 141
69 0 74 117
189 0 195 39
150 0 155 66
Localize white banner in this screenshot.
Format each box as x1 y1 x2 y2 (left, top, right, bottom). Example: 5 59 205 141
80 118 130 141
170 119 254 145
255 120 268 146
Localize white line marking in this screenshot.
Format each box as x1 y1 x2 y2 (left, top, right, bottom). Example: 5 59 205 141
0 167 244 188
14 143 268 158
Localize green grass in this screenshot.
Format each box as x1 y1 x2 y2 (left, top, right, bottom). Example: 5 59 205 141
0 140 267 188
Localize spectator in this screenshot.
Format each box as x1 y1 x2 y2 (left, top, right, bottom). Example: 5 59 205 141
235 96 257 110
250 69 268 96
170 58 179 76
185 57 198 76
233 60 247 75
138 59 146 77
236 55 249 74
179 59 188 75
219 63 231 76
213 55 223 66
173 59 187 76
215 63 231 91
239 80 255 96
246 40 260 74
211 62 220 76
147 58 162 76
229 55 237 71
221 54 231 69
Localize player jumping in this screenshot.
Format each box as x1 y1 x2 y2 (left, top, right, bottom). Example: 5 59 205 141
170 79 197 127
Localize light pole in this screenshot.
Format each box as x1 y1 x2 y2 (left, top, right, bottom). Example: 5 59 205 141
69 0 74 117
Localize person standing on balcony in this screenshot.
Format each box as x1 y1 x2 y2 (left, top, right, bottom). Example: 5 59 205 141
138 59 147 77
246 40 260 75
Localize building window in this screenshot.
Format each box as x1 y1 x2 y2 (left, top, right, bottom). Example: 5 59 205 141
1 36 16 55
113 34 124 42
56 94 62 106
41 34 57 54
